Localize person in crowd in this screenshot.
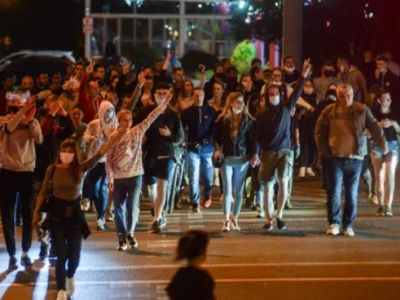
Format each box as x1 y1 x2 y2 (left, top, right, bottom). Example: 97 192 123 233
166 230 215 300
225 66 239 93
373 55 400 119
0 72 16 115
133 82 184 233
204 64 226 101
336 56 369 104
33 133 123 300
176 79 194 112
69 106 87 160
106 89 172 250
282 56 301 86
383 52 400 76
297 79 317 177
315 83 387 237
370 90 400 217
61 61 86 113
0 96 43 270
250 65 265 93
208 79 226 113
181 88 217 212
213 92 257 232
313 61 338 102
239 73 259 116
359 50 376 88
82 101 118 229
33 71 50 94
254 59 311 231
20 75 35 95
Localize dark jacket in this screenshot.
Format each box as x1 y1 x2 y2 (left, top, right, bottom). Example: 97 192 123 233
213 114 256 157
181 104 217 149
133 105 184 160
254 77 305 152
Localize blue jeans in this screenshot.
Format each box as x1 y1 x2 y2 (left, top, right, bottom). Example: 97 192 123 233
221 157 249 217
187 145 214 205
325 158 362 228
112 175 142 241
82 162 108 220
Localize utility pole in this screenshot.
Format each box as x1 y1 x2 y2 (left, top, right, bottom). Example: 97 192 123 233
282 0 303 68
84 0 92 59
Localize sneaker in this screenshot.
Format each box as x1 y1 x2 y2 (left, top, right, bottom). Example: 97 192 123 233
257 209 265 218
159 218 167 228
298 167 306 177
39 242 48 260
221 220 231 232
376 205 385 217
276 218 287 230
342 227 355 237
56 290 68 300
203 197 212 208
81 198 90 212
97 218 106 230
263 221 274 231
285 201 293 209
385 206 393 217
368 194 379 205
8 256 18 270
326 224 341 236
117 240 128 251
191 203 201 213
127 234 138 248
66 277 75 296
150 221 162 234
306 167 315 176
20 254 32 268
231 218 241 231
105 211 114 222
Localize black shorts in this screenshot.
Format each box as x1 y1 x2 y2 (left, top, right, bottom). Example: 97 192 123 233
144 157 176 185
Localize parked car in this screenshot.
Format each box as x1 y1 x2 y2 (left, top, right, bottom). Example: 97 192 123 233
0 50 76 80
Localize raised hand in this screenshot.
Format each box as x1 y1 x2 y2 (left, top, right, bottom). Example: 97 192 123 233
302 58 312 78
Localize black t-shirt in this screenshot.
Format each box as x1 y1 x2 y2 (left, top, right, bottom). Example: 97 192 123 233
372 108 398 142
166 266 215 300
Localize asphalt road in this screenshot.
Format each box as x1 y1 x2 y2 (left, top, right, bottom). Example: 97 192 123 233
1 177 400 300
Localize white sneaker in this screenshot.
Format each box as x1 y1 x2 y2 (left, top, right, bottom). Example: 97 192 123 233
97 218 106 230
231 218 241 231
298 167 306 177
56 290 68 300
342 227 355 237
66 277 75 296
306 168 315 176
326 224 341 236
221 220 231 232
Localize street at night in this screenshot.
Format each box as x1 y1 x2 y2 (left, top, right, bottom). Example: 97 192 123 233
1 178 399 300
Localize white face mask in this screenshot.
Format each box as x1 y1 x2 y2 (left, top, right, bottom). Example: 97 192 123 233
304 88 314 95
269 95 280 106
100 91 107 99
60 152 74 164
104 109 114 123
339 65 345 73
155 95 165 106
271 81 282 86
284 66 295 73
379 67 387 73
232 107 242 115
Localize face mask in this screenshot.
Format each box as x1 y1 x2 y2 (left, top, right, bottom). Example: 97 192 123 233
272 81 282 86
100 91 107 99
60 152 74 164
269 95 280 106
284 66 295 73
104 110 114 123
323 70 335 77
339 65 345 73
304 88 314 95
154 96 165 106
232 108 242 115
379 68 386 73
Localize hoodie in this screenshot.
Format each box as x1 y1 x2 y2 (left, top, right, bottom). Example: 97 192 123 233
84 101 118 163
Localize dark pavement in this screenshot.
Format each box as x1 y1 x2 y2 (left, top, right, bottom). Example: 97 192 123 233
1 177 400 300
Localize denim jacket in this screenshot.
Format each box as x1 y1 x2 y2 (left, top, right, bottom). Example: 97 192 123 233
315 102 387 159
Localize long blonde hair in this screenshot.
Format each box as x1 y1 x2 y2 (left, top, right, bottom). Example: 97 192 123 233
217 92 254 122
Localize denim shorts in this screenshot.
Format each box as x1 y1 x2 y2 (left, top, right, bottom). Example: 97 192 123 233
372 140 399 158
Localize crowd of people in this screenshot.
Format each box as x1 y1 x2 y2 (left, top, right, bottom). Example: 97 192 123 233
0 48 399 300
